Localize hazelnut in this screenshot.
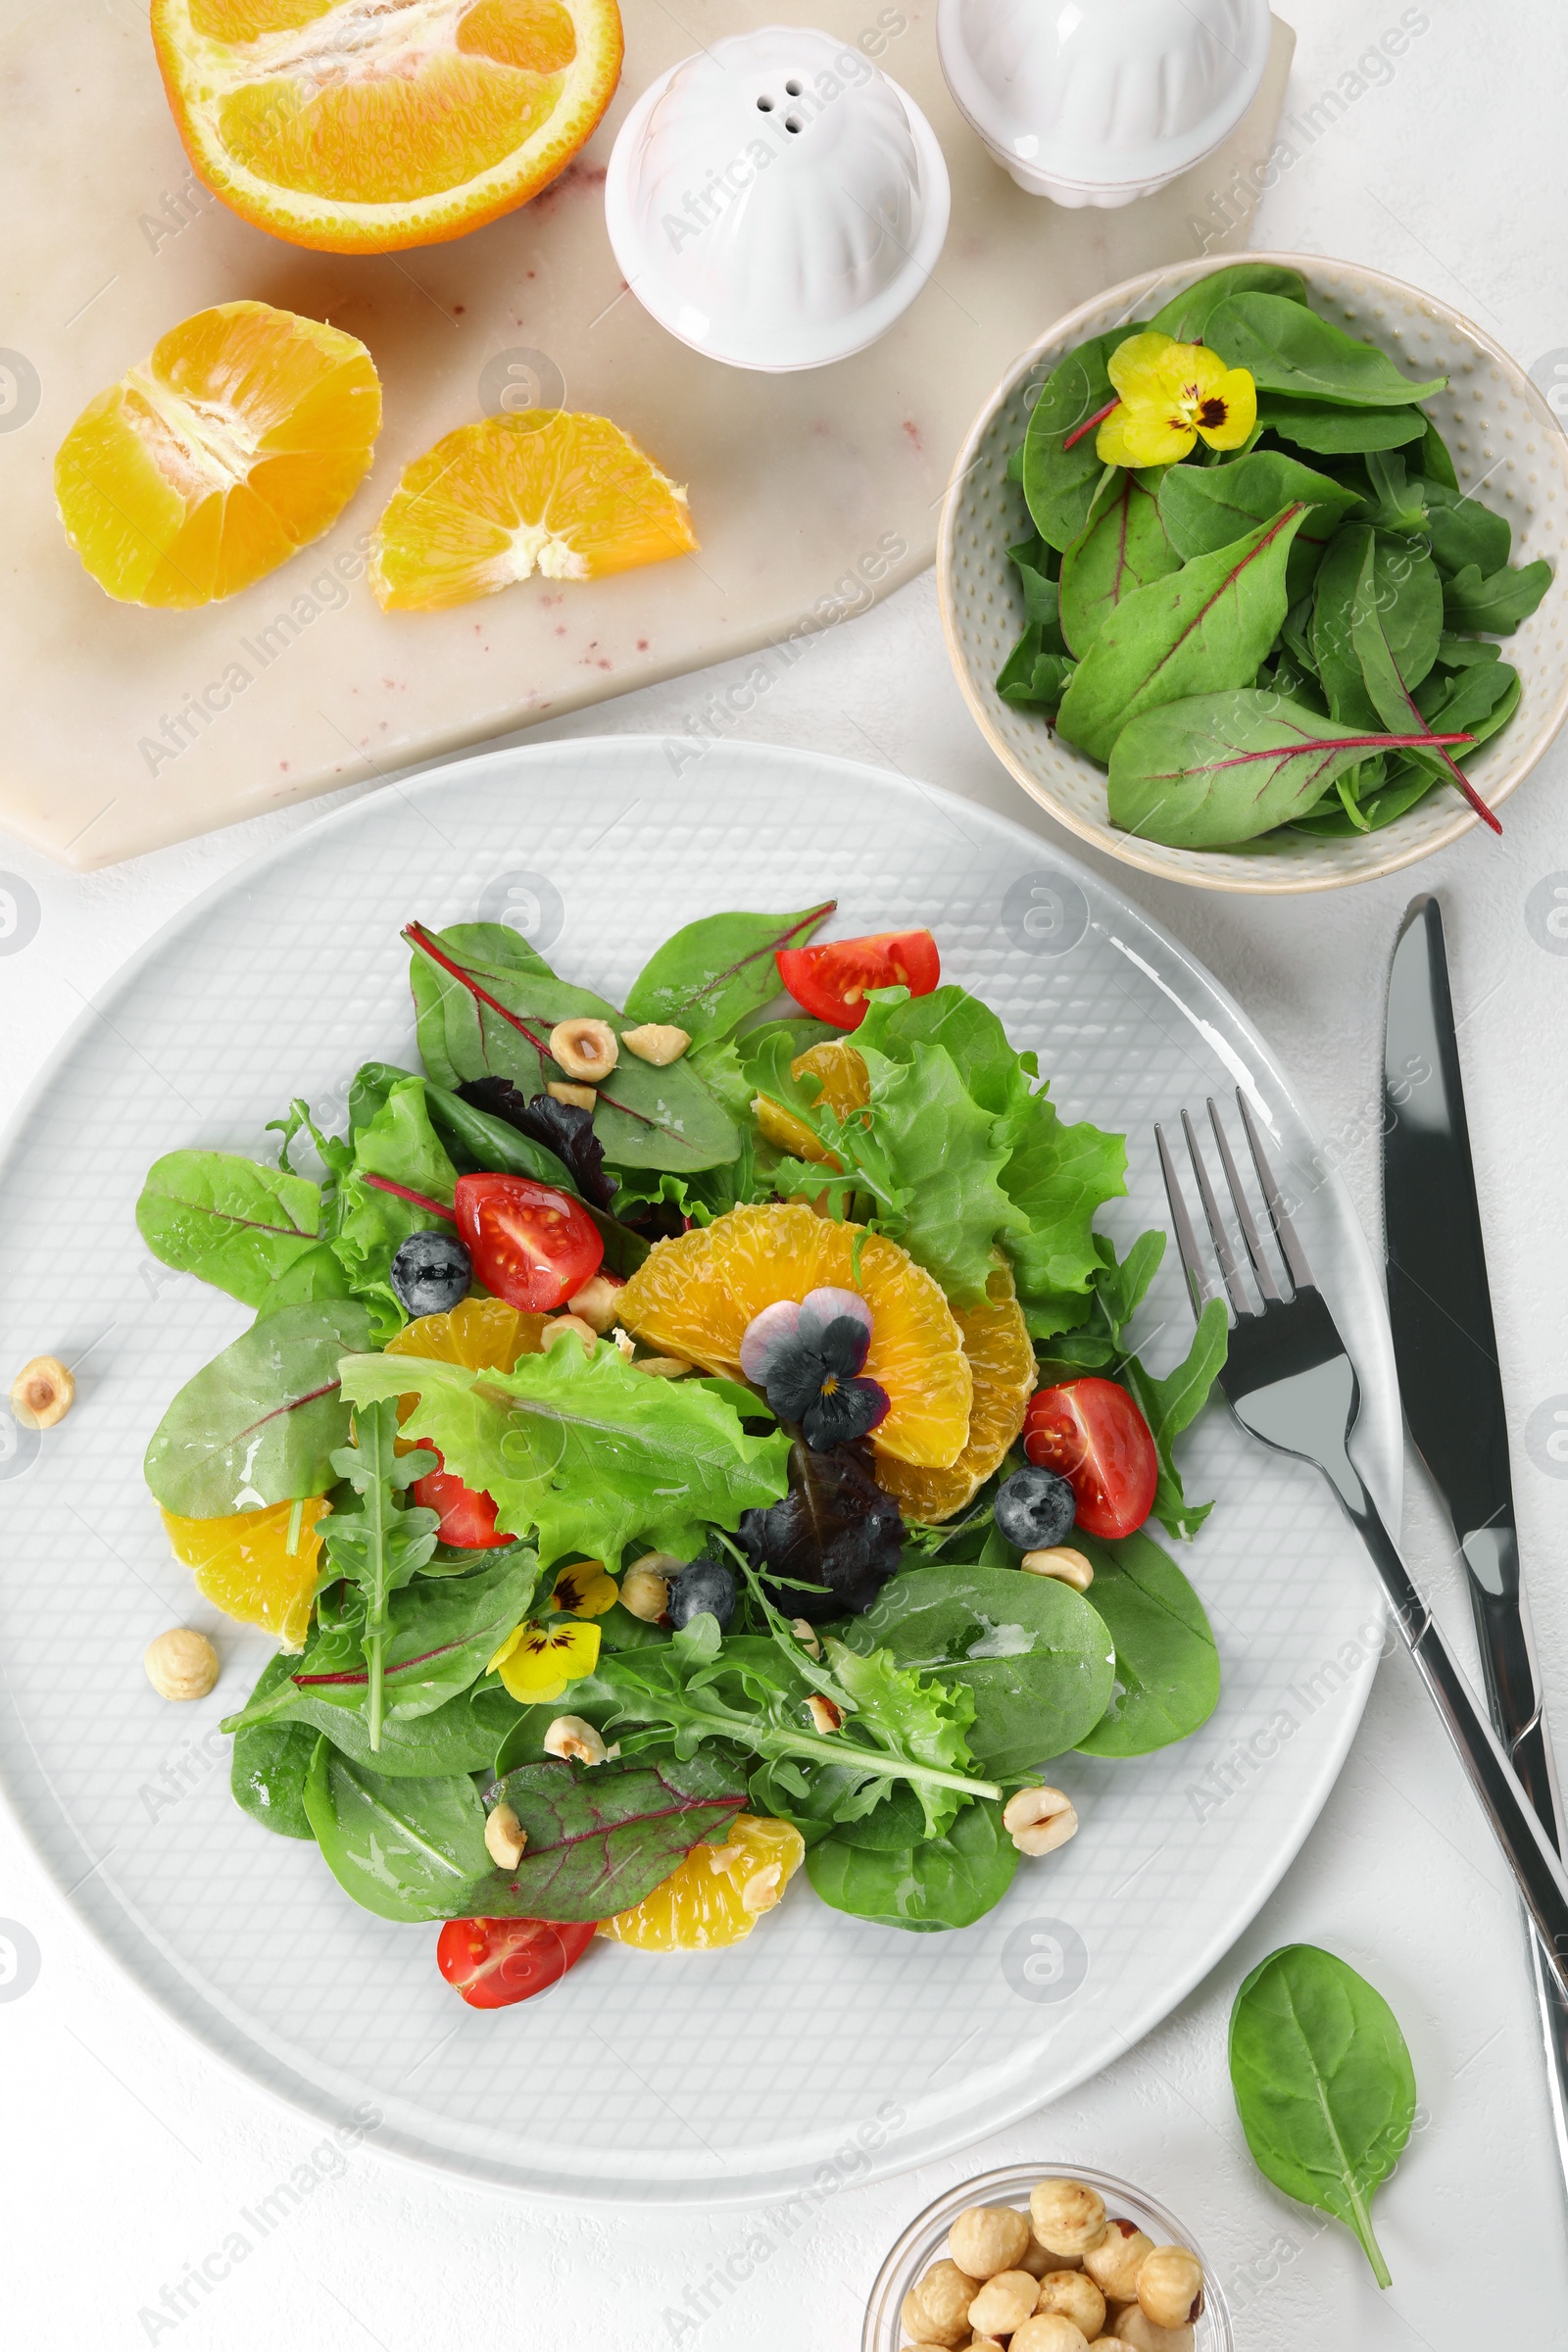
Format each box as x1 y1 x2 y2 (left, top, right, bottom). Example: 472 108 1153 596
143 1627 220 1702
1136 2245 1203 2330
1083 2222 1153 2303
484 1800 526 1869
543 1715 610 1766
550 1017 618 1081
903 2261 978 2347
1017 2235 1069 2278
1008 2319 1091 2352
542 1314 597 1355
1020 1545 1094 1592
635 1354 692 1378
949 2205 1031 2279
547 1082 598 1110
1115 2309 1195 2352
621 1022 691 1066
1003 1787 1079 1857
566 1273 624 1333
966 2272 1038 2339
620 1556 676 1621
790 1617 822 1659
11 1354 74 1430
1034 2270 1105 2338
806 1694 843 1735
609 1326 637 1360
1029 2180 1105 2261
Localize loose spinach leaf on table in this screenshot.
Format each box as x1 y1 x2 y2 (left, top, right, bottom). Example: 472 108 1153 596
622 903 835 1044
1058 470 1180 656
1205 293 1447 408
144 1298 375 1517
1441 556 1553 634
230 1656 318 1838
303 1741 493 1923
1070 1530 1219 1756
136 1151 324 1309
1229 1943 1417 2288
1145 263 1309 344
1255 397 1429 457
1157 453 1359 605
1312 524 1444 726
486 1753 749 1921
1056 506 1310 766
806 1796 1017 1933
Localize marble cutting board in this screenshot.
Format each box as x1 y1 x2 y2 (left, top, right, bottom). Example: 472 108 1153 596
0 3 1292 868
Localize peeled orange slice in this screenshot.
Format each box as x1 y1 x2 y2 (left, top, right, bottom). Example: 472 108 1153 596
54 300 380 608
151 0 624 254
383 1295 545 1371
597 1815 805 1951
754 1041 870 1166
876 1257 1036 1523
614 1202 973 1469
368 412 697 611
162 1495 330 1650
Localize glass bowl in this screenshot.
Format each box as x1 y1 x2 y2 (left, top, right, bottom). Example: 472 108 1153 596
861 2162 1233 2350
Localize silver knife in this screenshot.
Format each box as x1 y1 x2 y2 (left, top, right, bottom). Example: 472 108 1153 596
1384 894 1568 2199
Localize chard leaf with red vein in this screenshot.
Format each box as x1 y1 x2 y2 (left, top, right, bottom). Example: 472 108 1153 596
1349 534 1499 833
1058 469 1181 656
484 1752 749 1921
623 902 836 1045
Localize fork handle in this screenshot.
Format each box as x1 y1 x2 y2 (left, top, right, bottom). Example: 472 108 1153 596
1325 1456 1568 2001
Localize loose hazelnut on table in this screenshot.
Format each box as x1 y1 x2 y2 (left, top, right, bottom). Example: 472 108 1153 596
948 2204 1032 2279
547 1081 598 1110
1136 2244 1203 2330
619 1555 677 1622
549 1016 619 1081
901 2260 978 2348
1007 2316 1092 2352
10 1354 74 1429
1003 1786 1078 1857
1083 2221 1153 2303
621 1022 691 1065
484 1799 526 1869
1020 1545 1094 1592
143 1627 219 1702
566 1272 624 1333
1029 2179 1106 2261
1034 2268 1105 2338
1115 2309 1195 2352
966 2270 1039 2337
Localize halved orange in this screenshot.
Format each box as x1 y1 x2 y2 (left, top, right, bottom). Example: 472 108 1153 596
368 412 697 611
876 1256 1036 1523
161 1495 330 1650
597 1815 805 1951
613 1202 973 1469
151 0 624 254
54 300 380 608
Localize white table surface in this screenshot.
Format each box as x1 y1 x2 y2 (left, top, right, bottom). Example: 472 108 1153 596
4 1 1568 2341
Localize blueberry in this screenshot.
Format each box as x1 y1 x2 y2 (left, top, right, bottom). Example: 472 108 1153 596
994 1465 1075 1550
666 1556 737 1633
390 1229 472 1317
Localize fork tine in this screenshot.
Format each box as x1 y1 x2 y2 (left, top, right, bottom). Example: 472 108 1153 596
1236 1090 1314 1291
1181 1109 1253 1317
1206 1098 1284 1302
1155 1121 1214 1319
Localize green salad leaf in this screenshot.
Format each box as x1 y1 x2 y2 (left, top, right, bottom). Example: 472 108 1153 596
331 1077 458 1333
623 903 834 1043
1157 451 1359 603
1205 292 1447 407
1441 555 1553 634
1022 328 1135 553
136 1150 324 1309
806 1796 1017 1933
1146 262 1309 344
1256 396 1430 456
1312 524 1443 727
1071 1530 1219 1756
486 1752 749 1922
304 1742 492 1923
144 1298 375 1517
1059 470 1180 656
230 1656 318 1838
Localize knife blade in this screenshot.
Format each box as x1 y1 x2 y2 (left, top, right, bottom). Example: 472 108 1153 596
1383 893 1568 2193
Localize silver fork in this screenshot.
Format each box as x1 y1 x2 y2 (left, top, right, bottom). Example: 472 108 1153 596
1158 1091 1568 2000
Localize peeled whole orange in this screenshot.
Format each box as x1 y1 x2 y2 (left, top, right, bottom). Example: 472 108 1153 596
150 0 624 254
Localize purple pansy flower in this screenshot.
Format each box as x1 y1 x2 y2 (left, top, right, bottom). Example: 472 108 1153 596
739 1287 890 1450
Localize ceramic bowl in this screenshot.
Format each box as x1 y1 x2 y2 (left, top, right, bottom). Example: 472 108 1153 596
938 252 1568 893
861 2161 1233 2350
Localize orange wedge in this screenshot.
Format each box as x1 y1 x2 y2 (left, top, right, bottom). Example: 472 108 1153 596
383 1295 545 1371
613 1202 973 1469
597 1815 805 1951
368 412 697 611
161 1495 330 1650
754 1041 870 1166
150 0 624 254
54 300 380 608
876 1257 1037 1523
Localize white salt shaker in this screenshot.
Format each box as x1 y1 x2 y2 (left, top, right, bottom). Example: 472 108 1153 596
937 0 1272 208
604 24 951 371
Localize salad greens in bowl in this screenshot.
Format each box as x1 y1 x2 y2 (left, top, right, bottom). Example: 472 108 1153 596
136 901 1229 2009
940 253 1568 892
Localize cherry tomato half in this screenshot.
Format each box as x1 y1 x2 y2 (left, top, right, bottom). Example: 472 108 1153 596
1022 1376 1157 1540
410 1456 513 1549
775 928 940 1031
454 1172 602 1312
436 1916 597 2009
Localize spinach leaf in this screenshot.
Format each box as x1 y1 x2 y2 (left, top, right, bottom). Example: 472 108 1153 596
1146 263 1308 343
1256 398 1429 456
486 1752 748 1921
1071 1530 1218 1755
456 1079 616 1208
144 1298 375 1517
1158 453 1359 604
352 1060 582 1193
1229 1943 1417 2288
1358 451 1428 536
340 1340 791 1568
1206 293 1447 407
253 1241 355 1316
136 1151 323 1309
1058 471 1180 656
1022 330 1136 553
623 904 834 1044
1441 556 1553 634
231 1674 523 1779
1419 479 1511 577
843 1564 1115 1775
998 627 1077 712
806 1797 1017 1933
1347 534 1494 830
230 1656 318 1838
1311 525 1443 726
303 1742 492 1923
1007 531 1064 626
1056 506 1310 765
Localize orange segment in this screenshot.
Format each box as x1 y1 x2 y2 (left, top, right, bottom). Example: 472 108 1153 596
151 0 624 253
54 300 379 608
753 1044 869 1166
613 1202 972 1469
368 413 697 611
383 1296 545 1370
877 1257 1037 1523
162 1496 329 1650
597 1815 805 1951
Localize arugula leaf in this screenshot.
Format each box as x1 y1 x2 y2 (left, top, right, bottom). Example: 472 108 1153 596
226 1662 523 1779
136 1151 323 1308
144 1298 375 1517
806 1797 1017 1932
291 1551 542 1726
623 904 834 1044
339 1340 792 1568
230 1656 318 1838
331 1078 458 1333
822 1637 976 1837
1146 262 1309 343
998 628 1077 712
1441 556 1553 634
1071 1529 1219 1755
1056 507 1310 766
303 1741 493 1922
486 1753 749 1921
1257 398 1430 456
1206 293 1447 407
1059 471 1181 656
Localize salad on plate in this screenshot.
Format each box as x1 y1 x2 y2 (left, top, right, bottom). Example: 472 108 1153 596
136 903 1228 2007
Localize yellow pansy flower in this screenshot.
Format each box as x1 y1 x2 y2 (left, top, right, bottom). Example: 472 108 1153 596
487 1618 602 1704
551 1560 619 1619
1096 332 1257 468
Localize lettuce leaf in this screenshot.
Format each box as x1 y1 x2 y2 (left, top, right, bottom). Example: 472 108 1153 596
339 1341 792 1568
330 1077 458 1336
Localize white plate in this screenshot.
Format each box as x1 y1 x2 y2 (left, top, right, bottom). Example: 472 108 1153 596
0 738 1399 2206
